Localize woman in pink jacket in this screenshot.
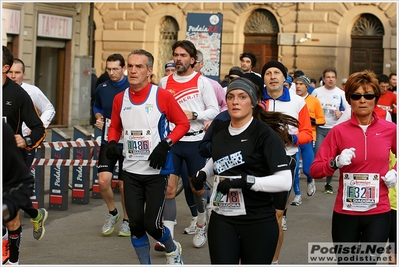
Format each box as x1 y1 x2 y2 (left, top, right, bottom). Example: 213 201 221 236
309 70 397 264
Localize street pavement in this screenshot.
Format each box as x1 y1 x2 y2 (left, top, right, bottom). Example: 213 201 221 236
19 127 339 265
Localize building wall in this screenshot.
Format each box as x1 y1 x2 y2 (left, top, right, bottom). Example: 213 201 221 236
93 2 397 84
2 2 92 127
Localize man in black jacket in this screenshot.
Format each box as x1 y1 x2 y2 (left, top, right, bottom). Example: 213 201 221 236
2 45 48 265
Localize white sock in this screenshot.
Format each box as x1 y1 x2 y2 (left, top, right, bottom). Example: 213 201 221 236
163 220 175 239
272 260 278 265
197 211 207 226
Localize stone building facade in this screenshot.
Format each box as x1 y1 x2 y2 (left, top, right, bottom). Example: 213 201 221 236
3 2 93 127
93 2 397 85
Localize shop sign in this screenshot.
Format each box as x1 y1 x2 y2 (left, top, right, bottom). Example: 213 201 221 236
37 13 72 39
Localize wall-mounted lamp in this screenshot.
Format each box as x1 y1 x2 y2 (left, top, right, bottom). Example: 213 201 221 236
298 37 308 43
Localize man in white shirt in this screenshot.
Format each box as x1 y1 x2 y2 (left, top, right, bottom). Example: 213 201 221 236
311 67 350 194
158 40 219 249
7 58 56 165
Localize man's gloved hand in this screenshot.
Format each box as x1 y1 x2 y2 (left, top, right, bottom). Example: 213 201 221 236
106 140 121 160
148 140 170 169
382 169 397 188
217 175 246 195
192 171 207 191
336 148 356 168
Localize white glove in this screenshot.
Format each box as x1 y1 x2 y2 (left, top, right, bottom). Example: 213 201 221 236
382 169 397 188
336 148 356 168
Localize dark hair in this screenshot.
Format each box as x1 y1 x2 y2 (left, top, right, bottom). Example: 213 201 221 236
106 53 125 67
13 58 25 73
239 52 257 67
310 78 317 84
172 40 197 68
389 73 396 79
2 46 14 72
377 74 389 84
323 68 337 78
344 70 381 104
127 49 154 69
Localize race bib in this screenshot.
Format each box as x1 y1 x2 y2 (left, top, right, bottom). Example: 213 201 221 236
210 175 246 216
124 129 152 161
342 172 380 212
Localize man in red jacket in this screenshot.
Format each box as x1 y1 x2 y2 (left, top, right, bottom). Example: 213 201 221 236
106 49 189 264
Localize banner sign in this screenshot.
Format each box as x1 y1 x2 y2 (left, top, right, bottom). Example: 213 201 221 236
186 13 223 82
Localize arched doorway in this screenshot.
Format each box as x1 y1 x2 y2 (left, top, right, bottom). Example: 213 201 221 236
158 16 179 78
350 14 384 74
243 9 279 74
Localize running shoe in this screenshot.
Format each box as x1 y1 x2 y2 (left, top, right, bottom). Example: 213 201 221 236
2 232 9 264
165 241 183 265
102 213 120 235
183 216 197 235
193 223 207 248
4 260 19 265
307 180 316 196
154 241 166 252
290 195 302 206
30 208 48 240
118 220 130 237
324 183 333 194
282 215 287 231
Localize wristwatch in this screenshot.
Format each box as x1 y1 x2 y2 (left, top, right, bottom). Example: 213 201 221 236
24 137 33 147
245 175 256 189
192 111 198 120
164 138 173 147
329 157 338 170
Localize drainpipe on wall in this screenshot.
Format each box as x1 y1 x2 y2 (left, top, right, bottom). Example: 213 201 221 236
88 3 95 67
293 2 299 70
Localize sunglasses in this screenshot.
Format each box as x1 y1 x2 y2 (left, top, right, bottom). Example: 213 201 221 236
349 94 376 100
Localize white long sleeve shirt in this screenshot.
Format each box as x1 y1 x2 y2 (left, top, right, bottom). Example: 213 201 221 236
21 82 56 136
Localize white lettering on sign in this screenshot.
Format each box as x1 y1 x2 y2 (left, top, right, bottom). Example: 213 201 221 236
3 9 20 34
37 13 72 39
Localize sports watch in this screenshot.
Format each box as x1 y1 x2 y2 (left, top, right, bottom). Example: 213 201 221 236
192 111 198 120
329 157 338 170
245 175 256 189
164 138 173 148
24 137 33 147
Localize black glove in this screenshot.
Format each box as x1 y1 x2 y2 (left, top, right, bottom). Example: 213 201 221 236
310 117 316 126
106 140 121 160
192 171 207 191
217 175 246 195
148 140 170 169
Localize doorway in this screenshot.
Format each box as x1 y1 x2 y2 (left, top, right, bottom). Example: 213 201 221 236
349 14 384 74
35 41 66 125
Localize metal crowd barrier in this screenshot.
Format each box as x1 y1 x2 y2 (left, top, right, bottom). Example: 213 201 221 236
29 126 119 211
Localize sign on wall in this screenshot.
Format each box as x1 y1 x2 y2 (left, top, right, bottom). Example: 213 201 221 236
186 13 223 82
3 8 20 34
37 13 73 39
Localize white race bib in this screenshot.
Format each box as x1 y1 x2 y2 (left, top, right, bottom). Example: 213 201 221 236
342 172 380 212
210 175 246 216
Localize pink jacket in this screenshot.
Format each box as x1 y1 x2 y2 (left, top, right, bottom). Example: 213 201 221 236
309 112 397 215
